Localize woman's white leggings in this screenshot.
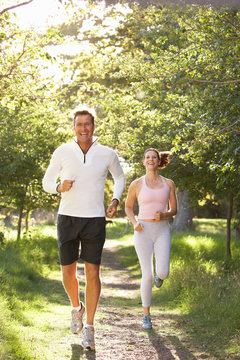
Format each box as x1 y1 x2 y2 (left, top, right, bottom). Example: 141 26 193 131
134 220 171 308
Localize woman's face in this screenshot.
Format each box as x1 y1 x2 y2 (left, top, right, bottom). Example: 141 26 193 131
143 150 160 170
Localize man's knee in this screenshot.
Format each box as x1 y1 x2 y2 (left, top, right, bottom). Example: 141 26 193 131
85 262 100 281
61 262 77 280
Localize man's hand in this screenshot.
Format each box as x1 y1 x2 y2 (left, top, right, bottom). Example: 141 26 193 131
106 199 118 218
57 180 75 193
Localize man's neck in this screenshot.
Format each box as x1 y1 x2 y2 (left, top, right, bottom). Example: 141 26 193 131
77 140 93 154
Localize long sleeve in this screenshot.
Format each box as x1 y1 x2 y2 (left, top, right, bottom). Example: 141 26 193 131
42 140 125 217
42 149 61 194
109 152 125 202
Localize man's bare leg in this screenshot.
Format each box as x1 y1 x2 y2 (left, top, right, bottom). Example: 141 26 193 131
61 261 85 334
84 262 101 325
61 261 80 307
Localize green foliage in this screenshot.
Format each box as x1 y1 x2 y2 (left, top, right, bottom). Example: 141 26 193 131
0 231 4 244
0 102 67 211
0 9 70 237
166 230 240 356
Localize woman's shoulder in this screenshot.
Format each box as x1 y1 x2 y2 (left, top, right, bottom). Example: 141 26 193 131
161 176 175 188
130 176 144 189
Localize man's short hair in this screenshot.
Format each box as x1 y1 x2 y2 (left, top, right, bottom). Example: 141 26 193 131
73 110 95 126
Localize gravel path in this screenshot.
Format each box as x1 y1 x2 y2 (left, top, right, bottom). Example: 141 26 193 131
73 239 215 360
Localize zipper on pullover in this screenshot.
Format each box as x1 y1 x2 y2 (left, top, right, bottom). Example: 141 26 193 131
74 137 98 164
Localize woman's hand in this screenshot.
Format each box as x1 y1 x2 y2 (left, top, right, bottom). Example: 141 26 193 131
134 222 144 231
154 211 163 222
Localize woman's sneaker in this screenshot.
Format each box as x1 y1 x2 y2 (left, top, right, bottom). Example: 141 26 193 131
82 326 95 350
142 315 152 329
154 275 163 288
71 302 85 334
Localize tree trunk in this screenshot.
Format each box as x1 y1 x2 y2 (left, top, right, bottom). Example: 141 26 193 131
3 207 13 227
226 195 233 258
172 189 193 231
25 210 30 233
17 207 24 241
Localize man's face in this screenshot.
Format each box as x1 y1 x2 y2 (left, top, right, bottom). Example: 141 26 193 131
74 114 95 146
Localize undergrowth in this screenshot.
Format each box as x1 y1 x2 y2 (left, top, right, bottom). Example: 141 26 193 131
0 227 59 359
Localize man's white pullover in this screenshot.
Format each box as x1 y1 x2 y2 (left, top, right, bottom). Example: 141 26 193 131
42 137 125 218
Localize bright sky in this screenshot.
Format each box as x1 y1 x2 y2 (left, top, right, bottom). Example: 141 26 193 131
9 0 69 30
3 0 129 83
7 0 92 82
8 0 126 31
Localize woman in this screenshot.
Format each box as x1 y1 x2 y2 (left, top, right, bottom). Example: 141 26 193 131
125 148 177 329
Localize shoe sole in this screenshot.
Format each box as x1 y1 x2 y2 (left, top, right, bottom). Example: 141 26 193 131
82 345 95 351
82 342 95 350
72 328 83 334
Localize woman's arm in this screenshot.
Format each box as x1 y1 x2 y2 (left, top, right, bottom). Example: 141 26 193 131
125 180 143 231
155 179 177 221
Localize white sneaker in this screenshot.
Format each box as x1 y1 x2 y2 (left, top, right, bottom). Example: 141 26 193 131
70 302 85 334
82 326 95 350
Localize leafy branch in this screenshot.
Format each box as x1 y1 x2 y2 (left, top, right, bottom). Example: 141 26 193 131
184 77 240 85
0 35 28 80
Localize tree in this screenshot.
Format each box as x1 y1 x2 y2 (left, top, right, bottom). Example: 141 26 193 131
0 4 69 239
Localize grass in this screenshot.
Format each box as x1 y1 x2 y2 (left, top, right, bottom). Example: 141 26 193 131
0 218 239 359
0 226 67 360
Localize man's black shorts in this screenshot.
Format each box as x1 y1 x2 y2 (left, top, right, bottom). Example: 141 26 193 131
57 215 106 266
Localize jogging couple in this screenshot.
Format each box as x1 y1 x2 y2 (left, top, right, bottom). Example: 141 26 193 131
43 108 177 350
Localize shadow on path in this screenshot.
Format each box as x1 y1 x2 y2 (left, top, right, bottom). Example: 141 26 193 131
71 344 96 360
147 329 197 360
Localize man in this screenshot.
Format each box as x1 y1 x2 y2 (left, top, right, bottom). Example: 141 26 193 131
43 109 125 350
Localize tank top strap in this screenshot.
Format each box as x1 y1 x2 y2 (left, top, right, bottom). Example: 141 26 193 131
138 176 146 196
139 175 146 190
160 175 168 187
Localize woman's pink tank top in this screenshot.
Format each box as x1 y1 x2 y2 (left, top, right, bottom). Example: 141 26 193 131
138 176 170 220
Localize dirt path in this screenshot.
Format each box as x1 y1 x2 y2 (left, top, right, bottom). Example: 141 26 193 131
73 239 216 360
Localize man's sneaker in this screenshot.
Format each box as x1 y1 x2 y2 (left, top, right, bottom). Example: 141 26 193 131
154 275 164 288
82 326 95 350
142 315 152 330
71 302 85 334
